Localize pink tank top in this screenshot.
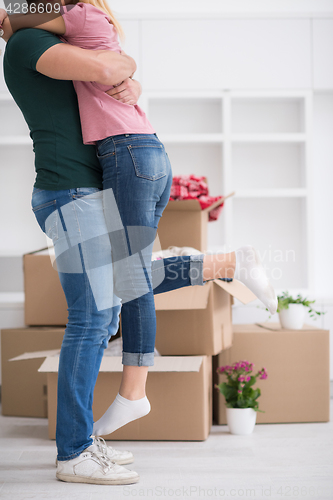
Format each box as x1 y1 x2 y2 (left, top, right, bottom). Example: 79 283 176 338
61 3 155 145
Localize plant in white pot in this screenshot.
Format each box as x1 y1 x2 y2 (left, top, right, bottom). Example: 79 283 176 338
277 291 325 330
215 360 267 435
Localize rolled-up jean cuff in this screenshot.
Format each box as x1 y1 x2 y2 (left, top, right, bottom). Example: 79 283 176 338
122 351 155 366
189 254 205 286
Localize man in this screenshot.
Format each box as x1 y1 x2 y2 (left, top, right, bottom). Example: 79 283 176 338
1 16 209 486
1 15 144 485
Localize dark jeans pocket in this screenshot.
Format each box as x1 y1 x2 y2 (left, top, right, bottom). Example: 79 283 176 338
128 144 167 181
96 138 115 159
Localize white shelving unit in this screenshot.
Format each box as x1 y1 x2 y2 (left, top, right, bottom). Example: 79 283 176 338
144 90 313 294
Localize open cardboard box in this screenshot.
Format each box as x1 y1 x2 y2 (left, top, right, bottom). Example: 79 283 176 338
1 327 65 417
213 323 330 424
154 279 256 355
157 194 233 253
11 350 212 441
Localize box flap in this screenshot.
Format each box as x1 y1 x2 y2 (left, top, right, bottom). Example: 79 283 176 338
24 247 55 257
38 356 60 372
154 282 211 310
38 355 204 373
201 198 224 213
10 349 61 361
213 279 257 304
165 199 202 212
201 191 235 212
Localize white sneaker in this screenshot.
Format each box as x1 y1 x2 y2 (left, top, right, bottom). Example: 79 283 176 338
55 436 134 466
93 436 134 465
56 444 139 485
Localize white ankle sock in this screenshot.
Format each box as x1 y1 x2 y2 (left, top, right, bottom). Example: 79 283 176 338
234 245 277 315
92 393 151 437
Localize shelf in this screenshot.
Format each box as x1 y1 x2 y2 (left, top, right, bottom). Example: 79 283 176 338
231 142 305 190
0 136 32 145
234 189 308 198
231 97 306 134
149 98 223 134
0 292 24 309
159 134 224 144
231 134 307 143
232 197 308 289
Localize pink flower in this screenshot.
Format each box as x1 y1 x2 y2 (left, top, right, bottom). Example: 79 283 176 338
218 366 225 373
238 376 245 382
237 390 242 394
246 376 251 382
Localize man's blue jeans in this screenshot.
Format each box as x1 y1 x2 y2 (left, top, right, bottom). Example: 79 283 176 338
31 136 204 460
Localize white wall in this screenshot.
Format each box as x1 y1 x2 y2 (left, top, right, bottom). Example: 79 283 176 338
111 0 333 17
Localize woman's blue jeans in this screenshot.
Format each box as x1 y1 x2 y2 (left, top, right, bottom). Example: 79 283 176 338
31 134 204 460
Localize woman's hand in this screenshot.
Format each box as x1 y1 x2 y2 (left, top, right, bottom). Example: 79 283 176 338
0 8 8 28
0 16 13 42
106 78 142 106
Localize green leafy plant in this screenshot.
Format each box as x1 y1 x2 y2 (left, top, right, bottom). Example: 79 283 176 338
215 360 267 413
277 291 325 319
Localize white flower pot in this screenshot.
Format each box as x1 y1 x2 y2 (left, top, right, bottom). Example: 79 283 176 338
226 407 257 435
279 303 306 330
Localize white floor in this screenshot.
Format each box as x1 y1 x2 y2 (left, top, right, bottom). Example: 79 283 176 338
0 402 333 500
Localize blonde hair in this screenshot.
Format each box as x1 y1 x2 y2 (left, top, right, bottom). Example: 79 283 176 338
80 0 124 40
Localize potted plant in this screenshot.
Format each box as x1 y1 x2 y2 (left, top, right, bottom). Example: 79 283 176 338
215 360 267 435
277 291 325 330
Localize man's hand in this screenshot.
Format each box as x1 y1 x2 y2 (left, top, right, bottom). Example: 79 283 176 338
106 78 142 106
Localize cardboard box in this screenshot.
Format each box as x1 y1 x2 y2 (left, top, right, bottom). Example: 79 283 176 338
1 327 65 417
154 279 256 356
213 323 330 424
156 198 224 252
24 250 68 326
32 354 212 441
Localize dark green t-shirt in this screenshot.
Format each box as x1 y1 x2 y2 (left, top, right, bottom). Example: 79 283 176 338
3 29 103 190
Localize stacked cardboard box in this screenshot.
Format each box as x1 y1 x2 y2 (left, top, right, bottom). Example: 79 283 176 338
2 198 256 440
213 323 330 424
1 250 67 418
1 327 65 417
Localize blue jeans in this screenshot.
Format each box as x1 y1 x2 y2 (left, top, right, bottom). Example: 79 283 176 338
31 137 204 460
96 133 175 366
